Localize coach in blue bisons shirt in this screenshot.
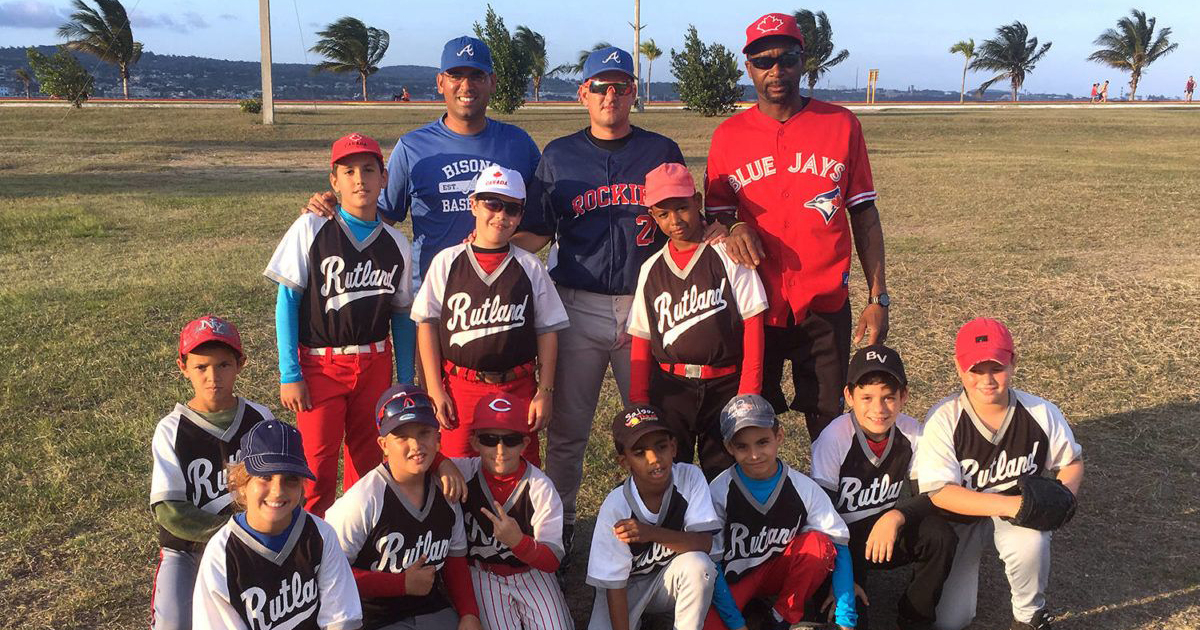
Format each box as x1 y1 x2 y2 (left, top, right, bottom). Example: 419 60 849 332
513 47 686 569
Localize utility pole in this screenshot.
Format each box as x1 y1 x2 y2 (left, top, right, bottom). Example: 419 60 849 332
258 0 275 125
630 0 644 112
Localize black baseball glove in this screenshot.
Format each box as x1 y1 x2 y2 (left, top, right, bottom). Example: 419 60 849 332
1004 475 1077 531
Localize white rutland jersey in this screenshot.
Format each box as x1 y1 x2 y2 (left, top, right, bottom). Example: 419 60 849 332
324 464 467 628
587 462 719 588
265 212 413 348
411 243 569 372
628 242 767 366
453 458 565 566
915 389 1082 495
192 512 362 630
709 462 848 583
810 412 921 525
150 398 272 552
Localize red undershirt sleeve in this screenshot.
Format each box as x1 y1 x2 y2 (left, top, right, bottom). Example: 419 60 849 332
738 313 764 395
511 535 561 572
630 335 652 404
442 555 480 617
351 566 407 598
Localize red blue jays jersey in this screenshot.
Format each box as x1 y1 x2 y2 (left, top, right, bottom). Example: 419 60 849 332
704 100 876 324
520 127 685 296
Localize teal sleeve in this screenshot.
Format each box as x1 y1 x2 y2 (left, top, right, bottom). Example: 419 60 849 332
711 563 745 630
393 312 415 383
832 543 858 627
276 284 303 384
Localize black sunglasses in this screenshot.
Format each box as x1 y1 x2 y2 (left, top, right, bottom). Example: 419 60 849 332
477 196 524 217
748 51 803 71
475 432 526 447
588 80 634 96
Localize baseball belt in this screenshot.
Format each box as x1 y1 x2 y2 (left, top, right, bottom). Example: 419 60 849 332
444 360 537 384
305 340 389 356
659 362 739 379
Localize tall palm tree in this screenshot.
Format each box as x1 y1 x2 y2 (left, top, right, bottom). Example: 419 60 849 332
949 39 975 103
14 68 33 99
970 21 1051 102
310 17 390 101
639 39 662 102
1087 9 1177 101
515 26 548 102
56 0 141 99
569 42 614 75
792 9 849 96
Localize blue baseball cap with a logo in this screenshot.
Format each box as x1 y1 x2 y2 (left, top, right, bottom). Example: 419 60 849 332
582 46 635 80
375 383 440 436
239 420 316 480
441 36 493 73
719 394 777 442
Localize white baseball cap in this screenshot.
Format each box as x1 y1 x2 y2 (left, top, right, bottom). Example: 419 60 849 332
470 165 526 202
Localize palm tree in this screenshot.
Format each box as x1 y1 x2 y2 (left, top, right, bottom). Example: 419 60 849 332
949 39 975 103
56 0 141 99
970 21 1051 102
310 17 390 101
1087 9 1177 101
568 42 614 75
792 10 849 96
515 26 548 102
13 68 33 99
639 39 662 102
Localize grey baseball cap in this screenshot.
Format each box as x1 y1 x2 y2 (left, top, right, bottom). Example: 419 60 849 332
719 394 777 442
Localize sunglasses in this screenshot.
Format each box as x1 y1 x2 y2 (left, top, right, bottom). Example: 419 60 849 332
477 196 524 217
475 432 526 447
377 393 432 426
748 51 803 71
587 80 634 96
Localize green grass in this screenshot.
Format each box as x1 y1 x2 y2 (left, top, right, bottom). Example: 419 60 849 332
1 106 1198 629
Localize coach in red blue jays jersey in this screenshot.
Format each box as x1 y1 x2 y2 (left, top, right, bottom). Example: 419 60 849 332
705 13 890 441
512 46 685 566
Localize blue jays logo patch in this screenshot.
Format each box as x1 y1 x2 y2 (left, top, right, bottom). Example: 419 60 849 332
804 186 842 224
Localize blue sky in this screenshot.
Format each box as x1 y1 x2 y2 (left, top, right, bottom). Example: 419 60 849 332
2 0 1197 96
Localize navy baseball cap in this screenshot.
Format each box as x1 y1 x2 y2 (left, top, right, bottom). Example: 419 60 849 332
239 420 316 480
847 344 908 389
719 394 777 442
376 383 439 436
441 36 493 73
582 46 635 80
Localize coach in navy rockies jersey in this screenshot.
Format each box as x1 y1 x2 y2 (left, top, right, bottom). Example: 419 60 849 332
513 47 686 564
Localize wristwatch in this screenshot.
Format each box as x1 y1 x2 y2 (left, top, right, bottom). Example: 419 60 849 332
868 293 890 308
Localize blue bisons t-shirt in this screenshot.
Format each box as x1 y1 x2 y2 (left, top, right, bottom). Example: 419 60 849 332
378 117 541 286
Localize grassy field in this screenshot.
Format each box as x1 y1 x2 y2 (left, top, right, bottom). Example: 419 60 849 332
1 104 1198 630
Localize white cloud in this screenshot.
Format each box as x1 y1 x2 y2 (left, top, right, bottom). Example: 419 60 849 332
0 0 67 28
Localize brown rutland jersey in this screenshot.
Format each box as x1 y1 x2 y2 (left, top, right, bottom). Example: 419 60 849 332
265 212 414 348
627 241 767 366
411 243 569 372
453 458 565 567
810 412 922 525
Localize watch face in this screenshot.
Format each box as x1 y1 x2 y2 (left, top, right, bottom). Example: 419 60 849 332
876 294 890 307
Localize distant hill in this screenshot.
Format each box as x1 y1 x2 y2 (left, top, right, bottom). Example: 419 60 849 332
3 45 1147 102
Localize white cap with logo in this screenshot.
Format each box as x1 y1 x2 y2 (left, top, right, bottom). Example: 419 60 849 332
471 165 526 202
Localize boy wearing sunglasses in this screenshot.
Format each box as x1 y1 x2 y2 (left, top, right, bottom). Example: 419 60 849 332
704 13 888 443
450 393 572 630
412 166 569 465
512 44 687 575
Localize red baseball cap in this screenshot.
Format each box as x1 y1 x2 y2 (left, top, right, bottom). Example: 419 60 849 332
644 163 696 208
330 133 383 167
472 393 530 434
743 13 805 54
179 315 244 359
955 317 1014 371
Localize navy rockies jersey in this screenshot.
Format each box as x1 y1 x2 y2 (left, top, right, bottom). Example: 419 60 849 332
192 512 362 630
811 412 921 525
150 398 270 552
454 458 565 567
265 212 414 348
915 389 1083 496
378 118 540 284
411 244 568 372
586 463 719 588
709 462 848 583
628 242 767 366
325 464 467 627
520 127 685 296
